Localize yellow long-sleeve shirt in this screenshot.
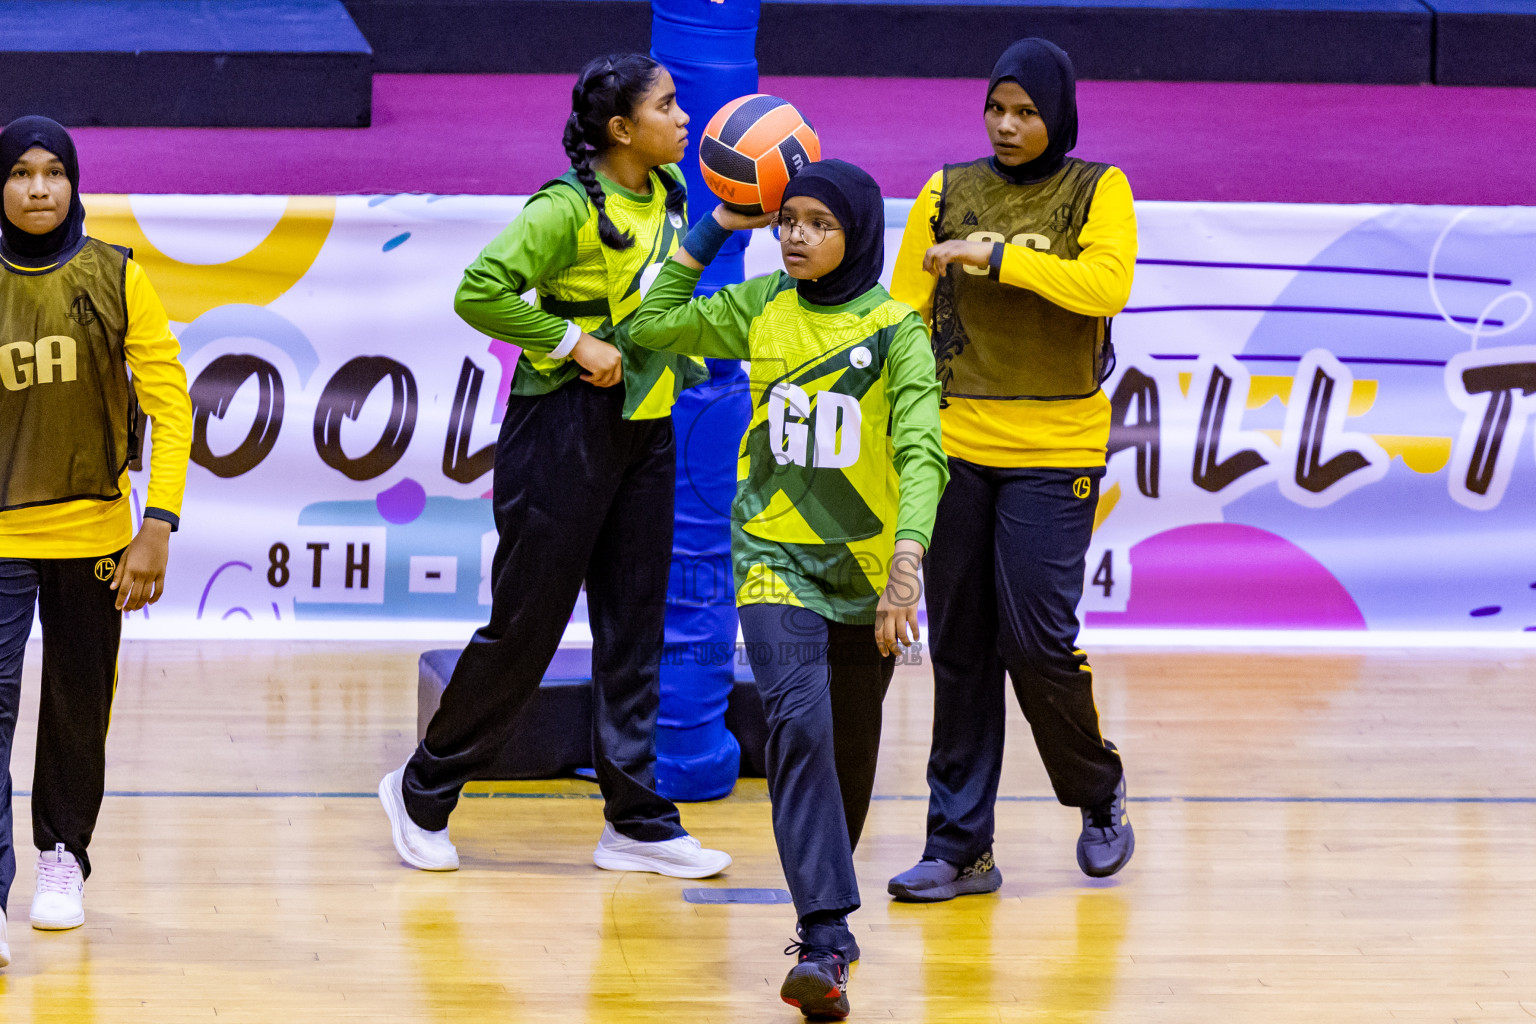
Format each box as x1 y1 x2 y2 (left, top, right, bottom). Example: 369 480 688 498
890 165 1138 468
0 258 192 558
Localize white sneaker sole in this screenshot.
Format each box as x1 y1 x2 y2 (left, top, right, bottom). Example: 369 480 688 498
30 909 85 931
378 771 458 872
592 847 731 879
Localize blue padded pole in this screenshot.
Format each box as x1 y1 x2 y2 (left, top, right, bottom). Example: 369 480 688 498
650 0 759 801
652 0 760 291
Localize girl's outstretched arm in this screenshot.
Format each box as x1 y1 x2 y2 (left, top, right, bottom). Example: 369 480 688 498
628 207 777 361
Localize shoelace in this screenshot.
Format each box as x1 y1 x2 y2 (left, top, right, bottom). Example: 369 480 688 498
783 940 844 962
36 855 81 896
1088 804 1118 831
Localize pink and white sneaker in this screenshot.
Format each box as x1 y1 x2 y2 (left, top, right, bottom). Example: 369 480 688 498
31 844 86 930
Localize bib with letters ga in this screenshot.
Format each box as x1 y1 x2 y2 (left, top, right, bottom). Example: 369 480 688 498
0 238 134 511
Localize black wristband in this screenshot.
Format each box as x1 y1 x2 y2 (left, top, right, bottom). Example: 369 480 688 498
989 241 1005 279
142 507 180 532
682 214 734 266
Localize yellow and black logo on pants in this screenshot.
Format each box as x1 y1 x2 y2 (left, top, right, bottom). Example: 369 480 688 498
1072 476 1093 500
93 557 116 582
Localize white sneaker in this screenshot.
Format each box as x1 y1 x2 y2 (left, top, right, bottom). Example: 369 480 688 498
1 906 11 968
30 844 85 930
379 766 459 871
592 824 731 878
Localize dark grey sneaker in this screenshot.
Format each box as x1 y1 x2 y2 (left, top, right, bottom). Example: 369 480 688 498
780 942 851 1019
887 852 1002 903
1077 742 1135 878
796 917 860 963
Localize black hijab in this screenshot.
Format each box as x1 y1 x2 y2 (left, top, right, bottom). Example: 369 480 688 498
987 38 1078 185
1 116 87 268
780 159 885 308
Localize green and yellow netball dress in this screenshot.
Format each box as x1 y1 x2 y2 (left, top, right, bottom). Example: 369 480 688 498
628 261 947 624
456 164 706 420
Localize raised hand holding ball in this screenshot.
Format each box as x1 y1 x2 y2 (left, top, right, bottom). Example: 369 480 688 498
700 94 821 215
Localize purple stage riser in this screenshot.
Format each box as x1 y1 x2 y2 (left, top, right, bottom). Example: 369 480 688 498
68 76 1536 206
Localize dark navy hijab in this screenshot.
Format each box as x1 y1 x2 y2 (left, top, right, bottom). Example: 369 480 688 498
987 38 1078 185
1 116 87 268
780 158 885 308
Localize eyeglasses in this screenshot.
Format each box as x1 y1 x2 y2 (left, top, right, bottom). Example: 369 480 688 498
771 214 843 247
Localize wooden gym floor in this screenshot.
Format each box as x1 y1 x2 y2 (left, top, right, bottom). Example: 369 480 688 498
0 640 1532 1022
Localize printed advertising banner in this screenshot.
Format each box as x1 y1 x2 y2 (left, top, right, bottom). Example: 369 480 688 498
74 195 1536 638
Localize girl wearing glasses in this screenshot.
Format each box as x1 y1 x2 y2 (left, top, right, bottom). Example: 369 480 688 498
628 159 948 1020
885 37 1138 905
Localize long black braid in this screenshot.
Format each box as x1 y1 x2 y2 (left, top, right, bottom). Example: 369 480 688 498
564 53 688 251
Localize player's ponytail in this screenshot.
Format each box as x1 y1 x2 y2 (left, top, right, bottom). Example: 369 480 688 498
659 166 687 225
563 105 627 250
567 53 679 251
